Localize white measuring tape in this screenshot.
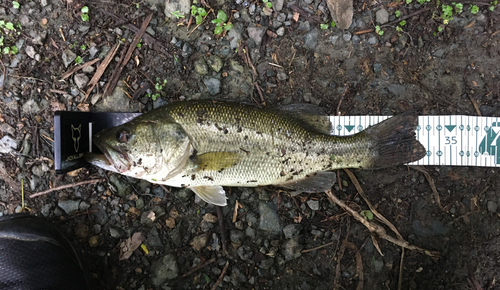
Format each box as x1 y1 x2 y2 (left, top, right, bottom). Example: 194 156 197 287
330 116 500 167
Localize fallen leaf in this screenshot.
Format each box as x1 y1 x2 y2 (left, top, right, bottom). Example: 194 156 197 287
77 103 89 112
293 12 300 22
169 208 179 219
165 217 176 229
119 232 144 260
203 213 218 223
472 80 478 87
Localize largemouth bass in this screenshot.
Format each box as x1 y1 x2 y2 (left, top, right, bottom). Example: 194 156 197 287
86 100 425 206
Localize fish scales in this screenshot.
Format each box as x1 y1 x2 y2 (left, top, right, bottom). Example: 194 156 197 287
153 101 375 187
87 100 425 206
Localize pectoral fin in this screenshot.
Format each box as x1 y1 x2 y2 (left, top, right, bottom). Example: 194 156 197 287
189 185 227 206
195 152 241 172
279 171 337 193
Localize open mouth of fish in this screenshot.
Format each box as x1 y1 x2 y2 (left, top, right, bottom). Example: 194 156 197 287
85 141 131 174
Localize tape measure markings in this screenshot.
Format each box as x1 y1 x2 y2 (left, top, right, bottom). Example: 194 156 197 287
329 115 500 167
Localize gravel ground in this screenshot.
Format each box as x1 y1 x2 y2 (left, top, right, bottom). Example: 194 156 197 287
1 0 500 289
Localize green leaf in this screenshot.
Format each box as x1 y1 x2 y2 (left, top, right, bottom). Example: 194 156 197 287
196 15 203 25
214 26 224 34
75 56 82 64
399 20 406 26
360 210 374 221
10 46 18 54
5 22 14 30
330 21 336 27
3 47 9 54
80 45 86 50
0 36 4 46
136 42 142 48
489 5 495 10
12 1 20 9
470 5 479 14
224 23 233 30
81 6 89 13
191 5 197 15
406 0 412 4
217 10 227 22
266 2 273 8
438 26 443 31
198 8 207 16
320 23 328 29
395 10 401 17
81 14 89 21
211 18 223 25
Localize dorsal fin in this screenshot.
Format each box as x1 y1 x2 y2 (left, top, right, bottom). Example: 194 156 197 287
277 103 332 135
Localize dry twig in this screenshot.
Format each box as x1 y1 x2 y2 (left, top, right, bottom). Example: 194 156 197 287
181 257 216 278
210 260 229 290
29 179 105 198
61 58 100 79
216 206 228 254
325 190 440 258
409 166 446 211
85 43 120 100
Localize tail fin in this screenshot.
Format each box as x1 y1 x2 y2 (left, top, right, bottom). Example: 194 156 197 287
364 113 426 168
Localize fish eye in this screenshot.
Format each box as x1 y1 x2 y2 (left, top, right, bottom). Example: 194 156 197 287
117 130 131 143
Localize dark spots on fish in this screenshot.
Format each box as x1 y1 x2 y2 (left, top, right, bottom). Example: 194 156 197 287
223 128 229 134
117 130 131 143
177 112 184 118
133 161 136 167
280 171 286 176
203 176 214 181
240 147 250 154
244 135 248 140
214 123 223 131
218 168 225 173
305 175 310 178
282 157 291 164
280 149 286 156
237 127 243 133
137 158 142 165
181 184 187 188
182 175 187 178
191 175 196 180
286 176 293 181
266 152 270 156
293 171 299 175
256 131 262 135
160 149 163 153
247 180 258 183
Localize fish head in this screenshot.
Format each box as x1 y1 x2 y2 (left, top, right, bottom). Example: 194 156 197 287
86 118 191 181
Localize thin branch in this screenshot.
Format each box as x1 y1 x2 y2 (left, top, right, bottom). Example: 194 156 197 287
29 179 105 198
210 260 229 290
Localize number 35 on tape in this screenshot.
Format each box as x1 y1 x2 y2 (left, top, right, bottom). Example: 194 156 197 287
329 115 500 167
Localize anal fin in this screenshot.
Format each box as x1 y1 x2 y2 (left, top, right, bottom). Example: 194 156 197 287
279 171 337 194
189 185 227 206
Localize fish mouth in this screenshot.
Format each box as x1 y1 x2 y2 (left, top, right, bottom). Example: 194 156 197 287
86 139 132 173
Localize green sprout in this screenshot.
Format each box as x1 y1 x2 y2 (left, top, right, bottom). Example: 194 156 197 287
454 2 463 13
470 5 479 14
12 1 20 9
211 10 232 35
81 6 89 21
80 45 86 50
75 56 82 64
320 23 329 29
171 10 185 19
191 5 207 25
441 4 454 22
396 26 403 32
399 20 407 26
395 10 401 17
263 0 273 8
331 21 336 27
490 0 497 11
375 25 384 35
417 0 430 4
10 45 18 54
361 210 374 221
136 40 142 48
146 78 167 101
406 0 412 4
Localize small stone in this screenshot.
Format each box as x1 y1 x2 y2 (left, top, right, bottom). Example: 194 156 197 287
373 63 382 73
367 36 378 45
181 42 193 58
304 29 319 50
433 49 445 58
373 259 384 272
75 223 90 238
258 258 274 270
203 77 220 95
258 202 282 236
194 57 209 75
82 66 95 73
237 245 253 260
247 26 267 46
31 165 44 177
276 26 285 37
41 204 52 217
151 254 179 286
74 73 89 89
190 233 209 251
22 99 40 114
175 188 194 202
307 200 320 211
58 200 80 215
62 49 77 68
89 235 99 247
343 32 352 42
281 237 303 260
276 71 288 81
0 136 19 154
109 227 124 238
376 8 389 24
283 224 302 239
25 46 36 59
207 55 223 72
230 229 245 244
487 201 498 212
